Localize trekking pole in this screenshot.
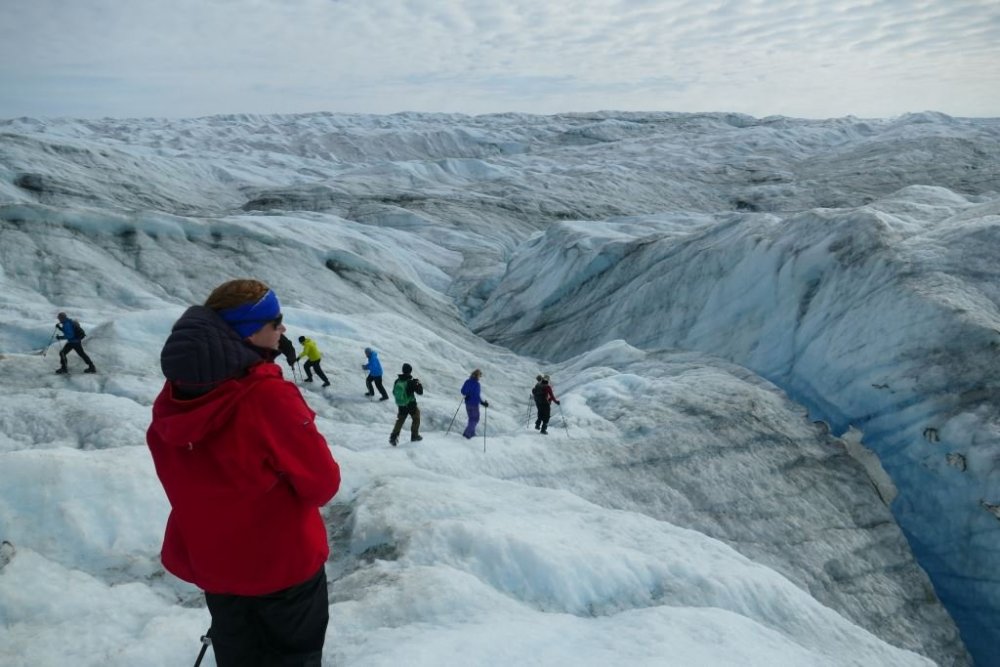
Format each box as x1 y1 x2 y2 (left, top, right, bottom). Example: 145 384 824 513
558 403 570 438
445 399 463 435
193 629 212 667
525 399 533 428
483 405 488 453
40 327 58 357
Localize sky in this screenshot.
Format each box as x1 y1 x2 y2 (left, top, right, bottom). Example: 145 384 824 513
1 0 998 120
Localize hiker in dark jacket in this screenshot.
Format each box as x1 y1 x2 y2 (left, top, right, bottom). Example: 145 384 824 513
532 374 560 435
460 369 489 439
362 347 389 400
55 312 96 374
389 363 423 446
277 333 297 367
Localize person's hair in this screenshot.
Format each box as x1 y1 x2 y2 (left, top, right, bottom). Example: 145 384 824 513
536 374 542 382
298 336 306 343
204 279 270 311
471 369 482 378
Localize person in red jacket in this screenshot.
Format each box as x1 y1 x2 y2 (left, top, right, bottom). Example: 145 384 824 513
146 279 341 667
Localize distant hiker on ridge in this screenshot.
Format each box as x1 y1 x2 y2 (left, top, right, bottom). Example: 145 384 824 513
54 312 96 374
146 278 341 666
297 335 330 387
532 374 560 435
362 347 389 401
460 369 489 439
390 363 423 446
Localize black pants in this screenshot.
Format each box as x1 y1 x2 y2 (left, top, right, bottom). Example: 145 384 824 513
303 360 329 385
391 403 421 439
59 341 94 370
366 374 388 399
534 401 551 430
204 567 329 667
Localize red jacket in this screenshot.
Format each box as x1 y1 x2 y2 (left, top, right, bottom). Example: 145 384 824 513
147 362 340 595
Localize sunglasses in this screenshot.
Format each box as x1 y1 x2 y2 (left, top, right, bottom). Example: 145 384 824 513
264 313 283 328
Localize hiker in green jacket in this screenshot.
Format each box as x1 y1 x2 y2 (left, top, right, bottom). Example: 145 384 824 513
389 363 423 446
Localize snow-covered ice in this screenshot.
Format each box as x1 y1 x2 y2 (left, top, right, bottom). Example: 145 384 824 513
2 110 997 666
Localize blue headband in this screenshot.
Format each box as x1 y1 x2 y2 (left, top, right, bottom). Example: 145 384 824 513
218 290 281 339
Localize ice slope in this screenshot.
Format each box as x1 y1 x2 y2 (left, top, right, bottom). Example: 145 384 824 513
1 110 991 665
472 182 1000 663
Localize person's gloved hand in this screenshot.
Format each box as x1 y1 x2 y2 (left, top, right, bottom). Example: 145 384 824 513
287 359 294 367
482 401 489 408
56 335 65 340
555 400 561 405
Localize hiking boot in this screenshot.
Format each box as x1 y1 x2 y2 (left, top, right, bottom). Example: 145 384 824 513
411 435 423 442
540 429 548 435
365 392 375 397
379 396 389 401
304 378 313 383
322 382 331 387
534 423 540 430
55 368 68 375
84 367 97 374
389 435 398 447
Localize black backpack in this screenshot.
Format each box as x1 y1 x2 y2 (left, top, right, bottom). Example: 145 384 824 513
277 334 295 365
72 320 87 339
532 383 546 401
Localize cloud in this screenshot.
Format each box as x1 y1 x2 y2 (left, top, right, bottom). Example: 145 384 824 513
1 0 997 118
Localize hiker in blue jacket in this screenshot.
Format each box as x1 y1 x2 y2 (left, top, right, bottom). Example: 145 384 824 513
460 369 489 439
55 312 96 374
362 347 389 400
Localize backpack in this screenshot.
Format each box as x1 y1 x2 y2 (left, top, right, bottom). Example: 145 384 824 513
532 383 546 401
393 378 412 406
277 334 295 365
72 320 87 339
